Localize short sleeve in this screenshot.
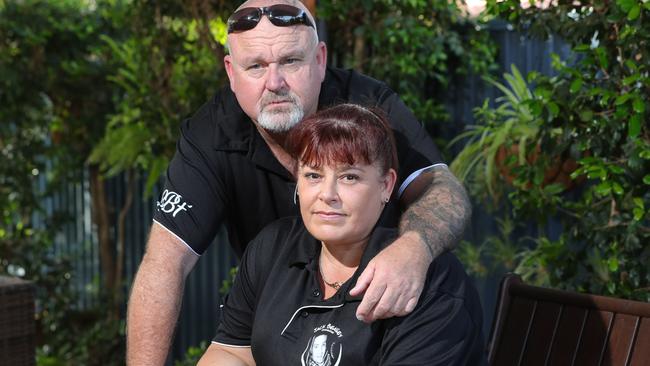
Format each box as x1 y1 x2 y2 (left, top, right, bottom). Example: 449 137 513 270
153 116 229 255
212 230 263 346
379 90 444 183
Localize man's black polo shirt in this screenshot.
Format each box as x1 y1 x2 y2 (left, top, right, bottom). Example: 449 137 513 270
153 67 443 256
212 216 487 365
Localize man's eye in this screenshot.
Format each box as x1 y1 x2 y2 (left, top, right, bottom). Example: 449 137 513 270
283 58 298 64
247 64 261 70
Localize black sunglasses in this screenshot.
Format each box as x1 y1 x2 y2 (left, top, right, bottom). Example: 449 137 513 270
227 4 315 34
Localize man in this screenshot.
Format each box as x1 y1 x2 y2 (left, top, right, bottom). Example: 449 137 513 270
126 0 472 365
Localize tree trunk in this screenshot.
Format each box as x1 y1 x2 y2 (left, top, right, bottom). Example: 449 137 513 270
353 32 366 73
88 164 116 315
113 169 135 316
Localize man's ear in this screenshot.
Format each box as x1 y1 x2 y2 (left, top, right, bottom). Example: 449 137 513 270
316 42 328 82
224 54 236 92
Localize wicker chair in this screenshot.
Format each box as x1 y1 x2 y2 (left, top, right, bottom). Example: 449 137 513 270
0 276 35 366
487 274 650 366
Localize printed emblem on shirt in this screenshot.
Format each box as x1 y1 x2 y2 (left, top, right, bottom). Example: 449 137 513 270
301 323 342 366
156 189 193 217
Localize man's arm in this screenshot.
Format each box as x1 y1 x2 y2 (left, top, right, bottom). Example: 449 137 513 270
126 223 199 365
350 165 471 322
399 165 471 258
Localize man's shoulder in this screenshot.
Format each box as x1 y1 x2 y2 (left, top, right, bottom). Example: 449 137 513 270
321 67 395 108
180 85 250 151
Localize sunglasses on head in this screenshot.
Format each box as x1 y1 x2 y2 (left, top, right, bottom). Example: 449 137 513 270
227 4 315 34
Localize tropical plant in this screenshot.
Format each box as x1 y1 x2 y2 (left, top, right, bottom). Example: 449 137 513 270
459 0 650 301
449 64 544 200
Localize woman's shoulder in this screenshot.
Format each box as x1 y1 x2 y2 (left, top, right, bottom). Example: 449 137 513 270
424 252 478 301
245 216 312 259
419 252 484 327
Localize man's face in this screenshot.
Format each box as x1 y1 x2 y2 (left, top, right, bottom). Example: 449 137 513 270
224 5 326 133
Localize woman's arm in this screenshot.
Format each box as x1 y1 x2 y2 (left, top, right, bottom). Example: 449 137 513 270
198 343 255 366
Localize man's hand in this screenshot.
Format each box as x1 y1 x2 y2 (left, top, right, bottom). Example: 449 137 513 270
126 223 199 365
350 231 432 323
351 165 471 323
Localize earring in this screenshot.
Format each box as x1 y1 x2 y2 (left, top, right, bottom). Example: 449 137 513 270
293 185 299 205
382 197 389 204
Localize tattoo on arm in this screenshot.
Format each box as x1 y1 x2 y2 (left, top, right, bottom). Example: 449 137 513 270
399 165 472 260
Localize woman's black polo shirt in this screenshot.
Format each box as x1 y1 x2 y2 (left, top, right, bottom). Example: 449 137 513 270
212 216 487 365
152 67 443 257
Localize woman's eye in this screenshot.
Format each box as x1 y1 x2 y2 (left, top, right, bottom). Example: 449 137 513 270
341 174 358 182
304 172 320 180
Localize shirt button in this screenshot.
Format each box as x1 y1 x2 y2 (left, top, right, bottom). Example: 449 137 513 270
301 311 309 318
312 289 321 297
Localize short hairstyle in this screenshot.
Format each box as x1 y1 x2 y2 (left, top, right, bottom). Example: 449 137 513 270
285 104 398 175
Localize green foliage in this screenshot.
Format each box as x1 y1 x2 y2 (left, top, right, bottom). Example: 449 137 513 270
174 341 208 366
1 1 128 364
220 266 239 296
1 0 233 363
319 0 498 125
460 0 650 301
89 0 230 195
449 65 542 200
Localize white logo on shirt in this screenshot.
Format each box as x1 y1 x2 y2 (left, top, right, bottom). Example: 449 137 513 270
301 323 342 366
157 190 193 217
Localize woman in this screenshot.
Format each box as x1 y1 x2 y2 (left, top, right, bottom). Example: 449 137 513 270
198 104 486 365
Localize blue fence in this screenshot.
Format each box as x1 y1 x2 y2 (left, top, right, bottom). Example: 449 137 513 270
37 21 571 363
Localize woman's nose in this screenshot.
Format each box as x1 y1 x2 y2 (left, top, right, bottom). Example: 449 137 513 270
318 179 339 203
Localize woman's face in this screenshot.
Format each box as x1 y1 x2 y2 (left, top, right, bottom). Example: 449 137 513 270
297 161 396 247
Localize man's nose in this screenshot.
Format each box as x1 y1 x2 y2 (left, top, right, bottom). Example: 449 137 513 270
265 64 287 92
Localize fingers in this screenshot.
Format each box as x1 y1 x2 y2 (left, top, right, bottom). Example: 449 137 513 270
350 264 375 296
404 297 418 313
355 280 387 323
351 235 430 323
357 281 421 323
353 257 426 323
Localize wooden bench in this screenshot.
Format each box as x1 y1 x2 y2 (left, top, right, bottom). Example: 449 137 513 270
0 276 35 366
487 274 650 366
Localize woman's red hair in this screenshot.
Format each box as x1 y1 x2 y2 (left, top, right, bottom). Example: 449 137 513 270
285 103 398 175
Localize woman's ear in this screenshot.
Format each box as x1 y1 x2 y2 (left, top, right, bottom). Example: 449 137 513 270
382 168 398 200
